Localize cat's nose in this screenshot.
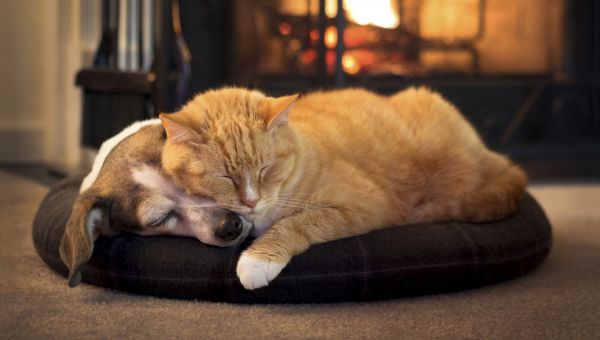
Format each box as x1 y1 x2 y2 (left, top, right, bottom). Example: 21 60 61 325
240 182 260 208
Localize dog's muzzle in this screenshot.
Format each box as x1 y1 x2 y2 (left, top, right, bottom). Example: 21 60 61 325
214 212 244 242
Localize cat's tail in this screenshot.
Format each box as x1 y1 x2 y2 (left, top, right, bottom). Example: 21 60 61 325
457 154 528 223
409 153 528 224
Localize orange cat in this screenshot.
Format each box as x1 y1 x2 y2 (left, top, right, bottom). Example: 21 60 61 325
159 87 527 290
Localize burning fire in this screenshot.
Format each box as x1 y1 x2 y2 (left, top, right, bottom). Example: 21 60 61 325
278 22 292 36
344 0 400 29
342 54 361 75
324 26 338 49
284 0 402 76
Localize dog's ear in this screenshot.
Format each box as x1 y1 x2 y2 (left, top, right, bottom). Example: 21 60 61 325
59 191 111 287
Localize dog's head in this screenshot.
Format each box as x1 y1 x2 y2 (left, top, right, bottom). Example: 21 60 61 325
60 120 251 287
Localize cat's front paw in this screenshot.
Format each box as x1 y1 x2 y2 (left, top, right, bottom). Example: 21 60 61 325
236 252 287 290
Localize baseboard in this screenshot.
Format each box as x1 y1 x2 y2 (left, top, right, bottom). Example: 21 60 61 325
0 126 44 163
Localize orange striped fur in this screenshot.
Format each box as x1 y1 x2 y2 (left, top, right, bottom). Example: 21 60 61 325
160 87 527 289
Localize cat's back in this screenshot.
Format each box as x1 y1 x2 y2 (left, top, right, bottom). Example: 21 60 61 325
286 88 417 183
292 88 388 118
291 87 481 148
290 88 406 141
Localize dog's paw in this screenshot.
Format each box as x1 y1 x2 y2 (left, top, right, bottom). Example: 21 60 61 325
236 252 286 290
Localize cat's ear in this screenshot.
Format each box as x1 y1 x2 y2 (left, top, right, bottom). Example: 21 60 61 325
160 114 202 145
259 94 299 130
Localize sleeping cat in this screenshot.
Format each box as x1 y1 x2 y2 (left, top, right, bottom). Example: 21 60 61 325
159 87 527 290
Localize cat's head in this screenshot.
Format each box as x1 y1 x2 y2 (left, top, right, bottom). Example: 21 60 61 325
159 88 299 222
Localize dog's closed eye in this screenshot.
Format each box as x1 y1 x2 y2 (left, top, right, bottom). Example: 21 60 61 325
137 195 178 230
147 210 179 229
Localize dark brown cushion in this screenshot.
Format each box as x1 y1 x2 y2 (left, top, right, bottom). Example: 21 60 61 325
32 175 552 303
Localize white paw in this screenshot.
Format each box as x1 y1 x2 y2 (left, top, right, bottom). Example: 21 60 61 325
236 253 287 290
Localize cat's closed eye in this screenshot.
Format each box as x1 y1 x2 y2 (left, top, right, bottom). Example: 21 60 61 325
220 175 237 188
261 164 271 171
259 164 272 180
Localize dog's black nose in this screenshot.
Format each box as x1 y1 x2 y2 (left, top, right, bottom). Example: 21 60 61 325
215 212 243 241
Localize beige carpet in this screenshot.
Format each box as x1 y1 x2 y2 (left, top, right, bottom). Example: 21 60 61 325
1 169 599 339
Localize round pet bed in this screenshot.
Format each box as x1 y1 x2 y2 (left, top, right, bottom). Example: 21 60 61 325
33 175 552 303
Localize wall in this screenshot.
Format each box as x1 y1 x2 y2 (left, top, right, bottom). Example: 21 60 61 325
0 0 98 173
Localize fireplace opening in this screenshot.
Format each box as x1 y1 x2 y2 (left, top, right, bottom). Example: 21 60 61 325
231 0 564 83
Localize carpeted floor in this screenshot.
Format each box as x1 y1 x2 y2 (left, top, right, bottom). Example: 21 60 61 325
1 169 599 339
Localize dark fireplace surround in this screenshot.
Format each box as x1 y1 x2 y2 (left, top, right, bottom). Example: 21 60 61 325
79 0 600 177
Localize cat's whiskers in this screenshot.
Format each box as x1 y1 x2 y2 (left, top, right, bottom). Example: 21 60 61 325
277 194 318 202
273 203 331 210
260 197 310 209
279 192 314 198
271 197 331 210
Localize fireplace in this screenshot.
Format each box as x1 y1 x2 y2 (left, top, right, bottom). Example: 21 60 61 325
80 0 600 177
231 0 564 83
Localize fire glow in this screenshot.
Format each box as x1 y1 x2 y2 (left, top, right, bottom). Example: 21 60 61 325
254 0 558 78
344 0 400 29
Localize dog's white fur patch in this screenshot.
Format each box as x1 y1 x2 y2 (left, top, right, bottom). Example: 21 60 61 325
85 207 104 240
131 163 174 194
236 252 286 290
80 118 160 192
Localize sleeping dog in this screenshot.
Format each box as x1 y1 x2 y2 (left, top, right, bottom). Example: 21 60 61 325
60 119 252 287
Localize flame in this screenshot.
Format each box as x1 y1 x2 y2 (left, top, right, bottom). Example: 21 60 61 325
310 29 320 42
325 0 338 18
342 54 361 74
344 0 400 29
324 26 338 49
279 22 292 36
282 0 400 29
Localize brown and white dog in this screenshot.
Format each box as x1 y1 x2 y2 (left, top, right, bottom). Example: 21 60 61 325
60 119 251 287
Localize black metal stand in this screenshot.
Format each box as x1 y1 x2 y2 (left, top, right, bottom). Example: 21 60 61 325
77 0 191 148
